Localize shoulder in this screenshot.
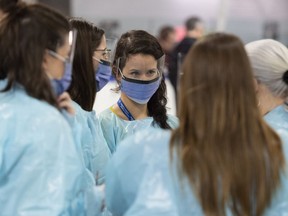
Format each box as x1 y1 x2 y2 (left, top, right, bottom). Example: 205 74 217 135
98 107 115 121
114 128 171 162
264 106 288 130
0 85 71 137
167 114 179 129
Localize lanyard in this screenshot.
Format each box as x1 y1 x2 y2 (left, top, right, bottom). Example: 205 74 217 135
117 98 135 121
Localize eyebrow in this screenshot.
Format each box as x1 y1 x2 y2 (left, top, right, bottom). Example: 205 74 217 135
128 68 158 72
95 48 111 52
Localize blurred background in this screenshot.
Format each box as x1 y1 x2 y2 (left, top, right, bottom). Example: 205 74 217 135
23 0 288 45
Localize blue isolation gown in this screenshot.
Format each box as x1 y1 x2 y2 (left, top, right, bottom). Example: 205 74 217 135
0 80 103 216
71 101 110 185
98 108 179 153
105 127 288 216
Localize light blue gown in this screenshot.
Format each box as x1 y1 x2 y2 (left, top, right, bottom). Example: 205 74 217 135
98 108 179 153
105 127 288 216
71 102 110 185
0 80 102 216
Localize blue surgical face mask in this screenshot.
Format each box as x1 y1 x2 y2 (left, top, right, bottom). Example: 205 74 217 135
94 58 112 92
48 50 73 96
50 61 73 96
119 69 161 104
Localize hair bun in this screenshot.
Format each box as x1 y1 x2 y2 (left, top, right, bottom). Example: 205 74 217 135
283 70 288 84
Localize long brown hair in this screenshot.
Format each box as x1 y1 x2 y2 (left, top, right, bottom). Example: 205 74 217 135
68 18 104 111
170 33 284 215
0 4 70 108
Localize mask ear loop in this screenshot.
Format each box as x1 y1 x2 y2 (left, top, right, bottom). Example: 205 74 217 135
110 58 122 92
93 57 103 64
157 55 165 82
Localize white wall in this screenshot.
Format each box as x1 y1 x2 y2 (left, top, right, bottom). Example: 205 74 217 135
71 0 288 44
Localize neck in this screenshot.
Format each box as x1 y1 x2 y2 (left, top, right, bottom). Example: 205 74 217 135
186 30 200 39
258 90 283 116
115 93 149 120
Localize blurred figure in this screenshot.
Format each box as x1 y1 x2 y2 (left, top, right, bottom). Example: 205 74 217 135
105 33 288 216
98 30 178 154
157 25 178 116
157 25 176 76
0 4 102 215
168 16 204 100
68 18 111 185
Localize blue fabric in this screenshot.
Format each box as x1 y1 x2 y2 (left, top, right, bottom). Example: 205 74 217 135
105 126 288 216
263 105 288 215
117 99 134 121
51 60 73 96
71 101 111 185
98 108 179 153
120 76 161 104
95 59 112 92
0 80 101 216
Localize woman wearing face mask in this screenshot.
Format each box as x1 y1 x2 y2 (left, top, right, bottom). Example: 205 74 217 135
67 18 111 185
0 4 102 215
98 30 179 153
105 33 288 216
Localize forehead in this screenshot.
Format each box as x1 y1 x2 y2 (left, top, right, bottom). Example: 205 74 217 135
124 54 157 69
97 35 106 49
57 34 70 54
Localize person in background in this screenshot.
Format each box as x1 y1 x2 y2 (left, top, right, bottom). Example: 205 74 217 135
98 30 178 154
0 4 102 215
157 25 178 116
246 39 288 140
68 18 111 185
157 25 176 75
168 16 204 99
105 33 288 216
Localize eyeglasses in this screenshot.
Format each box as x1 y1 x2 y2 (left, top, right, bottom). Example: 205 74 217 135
94 48 111 60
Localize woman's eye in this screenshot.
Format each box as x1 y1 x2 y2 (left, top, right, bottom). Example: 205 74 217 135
131 71 140 76
147 70 158 75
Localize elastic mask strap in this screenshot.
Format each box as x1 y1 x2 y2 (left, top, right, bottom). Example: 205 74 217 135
93 57 103 64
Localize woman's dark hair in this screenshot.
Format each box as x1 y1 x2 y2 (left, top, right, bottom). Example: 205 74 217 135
0 4 70 108
0 0 19 13
68 18 105 111
171 33 284 216
113 30 171 129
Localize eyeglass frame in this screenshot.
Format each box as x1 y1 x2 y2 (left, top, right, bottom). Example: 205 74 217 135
94 48 111 59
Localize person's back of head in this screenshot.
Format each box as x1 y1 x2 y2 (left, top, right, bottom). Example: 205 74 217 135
246 39 288 99
68 18 104 111
171 33 284 216
0 0 19 13
157 25 176 53
0 3 70 108
0 0 21 21
113 30 171 129
185 16 203 39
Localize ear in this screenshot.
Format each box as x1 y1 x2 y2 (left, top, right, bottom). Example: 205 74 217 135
113 65 122 83
253 78 259 93
42 51 49 72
